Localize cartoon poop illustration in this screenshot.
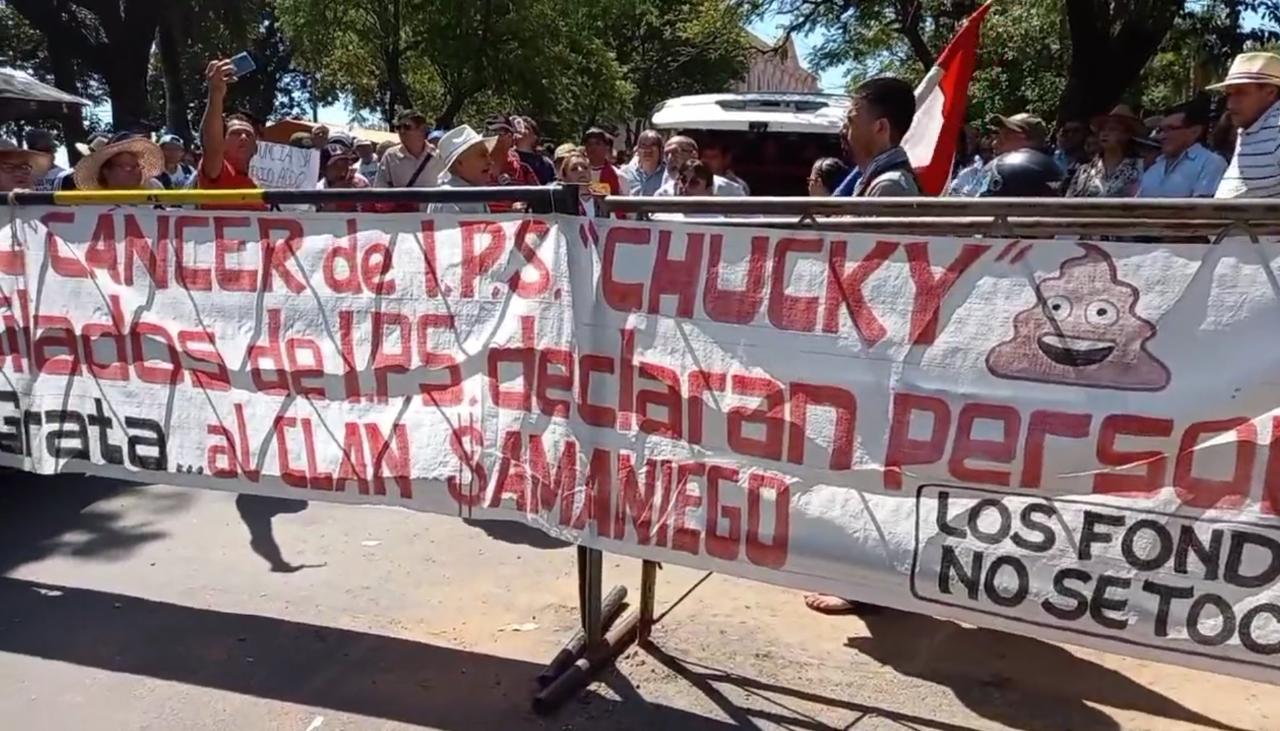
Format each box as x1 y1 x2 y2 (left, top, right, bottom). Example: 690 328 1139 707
986 243 1170 391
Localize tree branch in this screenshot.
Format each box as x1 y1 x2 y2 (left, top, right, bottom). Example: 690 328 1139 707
9 0 108 68
892 0 934 69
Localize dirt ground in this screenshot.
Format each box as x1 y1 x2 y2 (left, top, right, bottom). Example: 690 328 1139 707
0 473 1274 731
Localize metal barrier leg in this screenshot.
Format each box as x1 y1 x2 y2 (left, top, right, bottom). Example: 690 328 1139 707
638 560 658 643
581 547 604 645
534 546 631 714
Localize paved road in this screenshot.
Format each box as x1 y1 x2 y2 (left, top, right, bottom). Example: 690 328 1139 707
0 473 1273 730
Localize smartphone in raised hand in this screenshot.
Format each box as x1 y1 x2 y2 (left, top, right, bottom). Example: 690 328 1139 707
229 52 257 79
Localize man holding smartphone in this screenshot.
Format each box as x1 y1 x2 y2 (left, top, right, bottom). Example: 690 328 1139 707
197 56 265 210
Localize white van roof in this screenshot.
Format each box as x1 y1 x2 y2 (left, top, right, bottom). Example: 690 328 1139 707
650 92 851 135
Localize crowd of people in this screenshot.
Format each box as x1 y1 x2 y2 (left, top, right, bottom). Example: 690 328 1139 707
3 50 1280 210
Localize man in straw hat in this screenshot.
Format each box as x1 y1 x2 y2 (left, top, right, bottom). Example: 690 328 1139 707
1211 52 1280 198
424 125 497 214
71 132 164 191
0 140 53 193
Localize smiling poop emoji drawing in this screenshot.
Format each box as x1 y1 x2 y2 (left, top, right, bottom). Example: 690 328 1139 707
986 243 1170 391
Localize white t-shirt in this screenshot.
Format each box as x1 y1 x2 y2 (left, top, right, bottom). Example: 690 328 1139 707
35 164 66 191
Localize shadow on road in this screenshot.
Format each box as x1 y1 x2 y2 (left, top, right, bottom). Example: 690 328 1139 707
0 471 169 576
642 641 983 731
234 494 325 573
0 576 732 730
847 609 1246 731
463 518 571 550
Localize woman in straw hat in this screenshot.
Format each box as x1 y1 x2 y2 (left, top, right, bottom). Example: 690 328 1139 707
0 140 53 193
1065 104 1143 198
71 132 164 191
1208 51 1280 198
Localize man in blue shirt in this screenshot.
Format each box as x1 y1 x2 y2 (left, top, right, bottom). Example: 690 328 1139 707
1139 99 1228 198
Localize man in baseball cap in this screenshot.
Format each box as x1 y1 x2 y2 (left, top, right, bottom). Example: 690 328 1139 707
582 126 623 195
948 112 1050 196
485 114 538 185
156 133 196 189
353 138 380 181
988 113 1048 155
0 140 53 192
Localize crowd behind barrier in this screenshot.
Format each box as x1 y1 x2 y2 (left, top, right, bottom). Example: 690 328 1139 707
6 52 1280 208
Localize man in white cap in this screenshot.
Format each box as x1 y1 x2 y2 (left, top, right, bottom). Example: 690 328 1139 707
425 125 496 214
155 134 196 189
354 138 380 182
1212 52 1280 198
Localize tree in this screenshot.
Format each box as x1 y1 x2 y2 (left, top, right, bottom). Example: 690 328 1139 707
150 0 324 141
277 0 745 135
275 0 425 126
740 0 1196 122
1058 0 1184 122
594 0 750 141
0 1 105 157
8 0 161 128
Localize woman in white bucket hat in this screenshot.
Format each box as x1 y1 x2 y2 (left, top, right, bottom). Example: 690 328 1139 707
1210 52 1280 198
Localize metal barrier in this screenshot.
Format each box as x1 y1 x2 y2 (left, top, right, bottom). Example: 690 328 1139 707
7 184 582 214
599 195 1280 239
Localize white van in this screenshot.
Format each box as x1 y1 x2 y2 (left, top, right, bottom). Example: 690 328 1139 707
649 92 850 196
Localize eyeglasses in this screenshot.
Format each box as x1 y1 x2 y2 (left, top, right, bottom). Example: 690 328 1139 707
0 162 33 175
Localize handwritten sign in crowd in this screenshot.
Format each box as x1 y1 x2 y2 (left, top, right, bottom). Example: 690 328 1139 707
248 140 319 190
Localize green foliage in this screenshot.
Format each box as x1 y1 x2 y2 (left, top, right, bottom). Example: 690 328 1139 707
2 0 745 144
593 0 750 128
276 0 746 134
741 0 1279 124
0 2 108 146
967 0 1066 121
148 0 325 137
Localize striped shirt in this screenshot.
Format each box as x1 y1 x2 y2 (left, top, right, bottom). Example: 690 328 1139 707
1216 98 1280 198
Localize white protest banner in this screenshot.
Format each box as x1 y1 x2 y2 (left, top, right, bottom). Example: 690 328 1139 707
2 207 1279 683
248 140 319 189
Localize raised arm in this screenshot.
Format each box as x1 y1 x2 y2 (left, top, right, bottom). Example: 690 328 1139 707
199 60 234 179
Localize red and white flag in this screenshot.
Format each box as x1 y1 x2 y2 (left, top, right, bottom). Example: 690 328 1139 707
901 0 994 195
